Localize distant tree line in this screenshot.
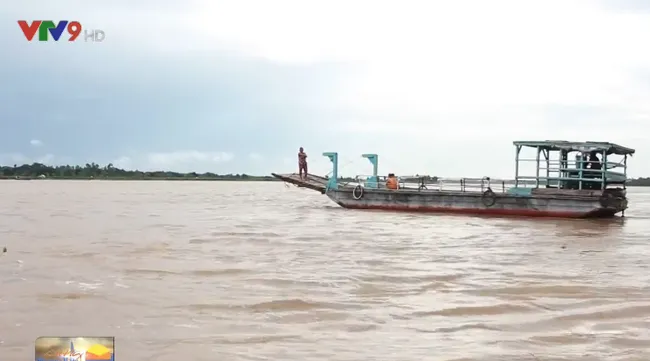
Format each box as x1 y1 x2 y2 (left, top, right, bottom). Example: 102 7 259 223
1 162 649 186
627 177 650 186
0 162 276 181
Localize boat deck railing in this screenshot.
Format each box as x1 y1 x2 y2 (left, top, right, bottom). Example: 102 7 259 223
519 158 626 174
516 156 628 190
350 174 538 193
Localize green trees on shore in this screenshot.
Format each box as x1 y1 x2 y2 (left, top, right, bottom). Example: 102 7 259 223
0 162 275 181
2 162 650 185
628 177 650 186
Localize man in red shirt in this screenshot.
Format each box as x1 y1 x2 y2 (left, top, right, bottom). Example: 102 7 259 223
298 147 308 180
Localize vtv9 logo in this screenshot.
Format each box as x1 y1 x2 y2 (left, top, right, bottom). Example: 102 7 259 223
18 20 105 42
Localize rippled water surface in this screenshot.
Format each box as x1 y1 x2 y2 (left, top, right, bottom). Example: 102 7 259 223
1 181 650 361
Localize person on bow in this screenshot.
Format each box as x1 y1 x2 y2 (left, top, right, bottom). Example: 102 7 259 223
298 147 308 180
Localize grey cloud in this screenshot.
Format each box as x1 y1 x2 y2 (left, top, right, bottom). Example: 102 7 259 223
0 21 355 172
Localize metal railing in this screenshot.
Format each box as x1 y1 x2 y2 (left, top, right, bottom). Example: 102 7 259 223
515 155 628 190
517 158 626 171
348 174 537 193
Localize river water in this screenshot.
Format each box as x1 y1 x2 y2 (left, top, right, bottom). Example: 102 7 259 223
0 181 649 361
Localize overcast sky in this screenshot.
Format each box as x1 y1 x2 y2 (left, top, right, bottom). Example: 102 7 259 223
1 0 649 178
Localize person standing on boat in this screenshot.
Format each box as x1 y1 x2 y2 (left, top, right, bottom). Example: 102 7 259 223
298 147 308 180
386 173 399 190
585 152 602 189
588 152 601 171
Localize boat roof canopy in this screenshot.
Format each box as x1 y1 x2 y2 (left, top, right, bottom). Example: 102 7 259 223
513 140 635 156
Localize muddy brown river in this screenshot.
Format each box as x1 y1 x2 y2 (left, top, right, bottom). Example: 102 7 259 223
1 181 649 361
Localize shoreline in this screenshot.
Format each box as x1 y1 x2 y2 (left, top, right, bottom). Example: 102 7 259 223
0 176 281 181
2 176 649 187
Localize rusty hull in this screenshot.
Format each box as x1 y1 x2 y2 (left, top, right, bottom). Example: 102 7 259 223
324 187 627 218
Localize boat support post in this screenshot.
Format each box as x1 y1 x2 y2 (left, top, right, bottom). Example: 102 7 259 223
601 150 607 191
623 154 627 189
544 150 550 187
622 154 626 218
323 152 339 191
362 153 379 189
535 146 540 188
578 152 584 190
514 145 521 187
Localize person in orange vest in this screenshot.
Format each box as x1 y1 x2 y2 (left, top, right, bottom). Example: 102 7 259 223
385 173 398 190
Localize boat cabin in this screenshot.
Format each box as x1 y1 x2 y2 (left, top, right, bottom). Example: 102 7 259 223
512 140 635 191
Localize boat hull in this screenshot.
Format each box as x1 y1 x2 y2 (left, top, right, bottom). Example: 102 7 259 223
325 187 627 218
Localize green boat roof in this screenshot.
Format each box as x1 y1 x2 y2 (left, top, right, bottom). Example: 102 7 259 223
513 140 635 155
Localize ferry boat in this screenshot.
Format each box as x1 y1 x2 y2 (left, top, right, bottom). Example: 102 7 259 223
272 140 635 218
